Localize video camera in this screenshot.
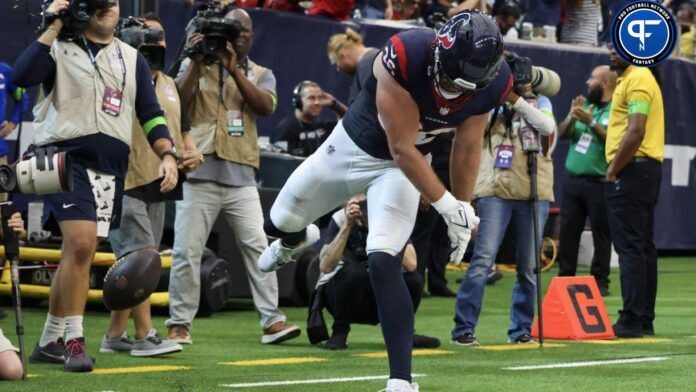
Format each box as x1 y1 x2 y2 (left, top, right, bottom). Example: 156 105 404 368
184 6 244 65
505 52 561 98
0 146 73 195
117 17 166 71
41 0 118 41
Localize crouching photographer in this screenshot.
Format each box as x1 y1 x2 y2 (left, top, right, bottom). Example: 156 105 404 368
12 0 178 372
307 195 440 350
451 54 559 346
168 8 300 345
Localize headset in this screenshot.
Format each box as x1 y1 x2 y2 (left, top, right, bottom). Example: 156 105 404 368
292 80 317 111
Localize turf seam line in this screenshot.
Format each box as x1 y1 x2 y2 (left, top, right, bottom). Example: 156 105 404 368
219 374 426 388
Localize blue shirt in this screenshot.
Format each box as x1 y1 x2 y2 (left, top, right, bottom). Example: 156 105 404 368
0 62 28 157
342 28 512 160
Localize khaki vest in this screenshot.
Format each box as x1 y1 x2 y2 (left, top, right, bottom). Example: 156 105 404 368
474 114 555 202
33 38 139 146
125 72 185 190
188 60 268 169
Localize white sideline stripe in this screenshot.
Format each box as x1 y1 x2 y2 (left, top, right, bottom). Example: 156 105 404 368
220 374 426 388
504 356 669 371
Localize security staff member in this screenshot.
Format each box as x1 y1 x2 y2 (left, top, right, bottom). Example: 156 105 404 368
557 65 616 296
168 8 300 345
605 45 664 338
13 0 178 372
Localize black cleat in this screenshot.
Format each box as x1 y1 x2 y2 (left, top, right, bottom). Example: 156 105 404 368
29 339 66 364
613 322 644 338
413 334 441 348
451 332 480 347
64 337 94 372
323 333 348 350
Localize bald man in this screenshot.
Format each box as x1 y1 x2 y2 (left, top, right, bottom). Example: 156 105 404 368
557 65 617 296
168 8 301 345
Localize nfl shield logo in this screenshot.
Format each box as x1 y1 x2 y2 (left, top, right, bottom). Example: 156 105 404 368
439 107 450 116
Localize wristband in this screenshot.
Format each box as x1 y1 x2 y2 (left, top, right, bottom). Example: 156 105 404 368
432 191 458 214
161 149 180 162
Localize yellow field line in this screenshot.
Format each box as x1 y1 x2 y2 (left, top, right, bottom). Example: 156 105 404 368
91 365 190 375
353 349 454 359
476 343 567 351
219 357 326 366
583 338 671 345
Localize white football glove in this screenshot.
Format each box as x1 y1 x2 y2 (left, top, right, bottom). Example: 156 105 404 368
432 192 480 265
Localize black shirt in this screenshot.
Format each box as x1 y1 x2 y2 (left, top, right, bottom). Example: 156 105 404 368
272 115 337 157
325 216 369 264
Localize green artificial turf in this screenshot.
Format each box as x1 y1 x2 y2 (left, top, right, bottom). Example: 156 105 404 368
2 258 696 391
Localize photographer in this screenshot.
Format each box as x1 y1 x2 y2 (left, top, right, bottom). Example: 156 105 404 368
557 65 616 297
13 0 178 372
312 195 440 350
168 8 300 345
451 56 557 346
271 81 346 157
100 13 202 358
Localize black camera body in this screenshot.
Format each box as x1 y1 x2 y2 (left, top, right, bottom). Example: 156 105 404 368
41 0 118 41
184 9 244 65
505 51 562 98
506 52 533 87
117 17 166 71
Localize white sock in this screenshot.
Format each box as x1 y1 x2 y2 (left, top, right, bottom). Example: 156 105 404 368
39 313 65 347
64 315 84 342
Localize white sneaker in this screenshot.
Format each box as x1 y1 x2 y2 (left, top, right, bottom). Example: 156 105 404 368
257 224 320 272
379 379 419 392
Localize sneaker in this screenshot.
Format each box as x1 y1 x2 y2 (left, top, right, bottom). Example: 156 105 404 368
168 325 192 345
413 334 441 348
486 268 503 285
262 321 301 344
64 337 94 372
428 287 456 297
612 322 644 338
257 224 320 272
451 333 480 347
381 379 419 392
323 333 348 350
29 338 66 364
100 332 134 353
508 333 537 344
131 329 183 357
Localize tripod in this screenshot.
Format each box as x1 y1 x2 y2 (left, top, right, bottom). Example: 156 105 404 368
1 202 27 380
526 143 544 347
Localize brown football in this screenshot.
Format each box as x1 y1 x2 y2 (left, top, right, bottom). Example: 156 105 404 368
103 249 162 310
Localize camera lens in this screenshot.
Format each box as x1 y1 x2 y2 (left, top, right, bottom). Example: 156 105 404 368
0 165 17 193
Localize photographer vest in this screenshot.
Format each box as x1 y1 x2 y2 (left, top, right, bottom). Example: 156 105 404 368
474 110 555 202
189 61 267 169
125 71 185 190
32 38 139 147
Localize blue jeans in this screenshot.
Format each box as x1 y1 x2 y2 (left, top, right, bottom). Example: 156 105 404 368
452 196 549 341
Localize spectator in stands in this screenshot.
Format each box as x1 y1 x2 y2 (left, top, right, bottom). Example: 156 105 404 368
393 0 423 21
560 0 600 46
676 3 696 60
100 13 201 358
0 329 22 380
422 0 487 29
309 0 355 21
327 28 379 103
359 0 394 19
493 2 523 39
557 65 617 297
271 81 347 157
605 45 664 338
452 81 557 346
0 61 28 203
523 0 561 29
312 194 440 350
265 0 303 12
170 8 301 345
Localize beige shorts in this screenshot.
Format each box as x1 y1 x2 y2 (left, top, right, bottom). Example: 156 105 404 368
0 328 19 353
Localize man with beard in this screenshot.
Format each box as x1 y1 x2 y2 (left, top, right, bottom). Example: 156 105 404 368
557 65 616 296
604 45 664 338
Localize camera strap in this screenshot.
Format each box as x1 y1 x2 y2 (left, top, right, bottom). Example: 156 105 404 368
81 35 127 94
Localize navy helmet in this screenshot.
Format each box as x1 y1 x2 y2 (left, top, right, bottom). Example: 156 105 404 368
433 10 504 95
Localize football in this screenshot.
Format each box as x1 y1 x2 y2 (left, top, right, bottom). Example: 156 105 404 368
103 249 162 311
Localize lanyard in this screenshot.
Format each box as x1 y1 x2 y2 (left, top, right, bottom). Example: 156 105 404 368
81 35 126 93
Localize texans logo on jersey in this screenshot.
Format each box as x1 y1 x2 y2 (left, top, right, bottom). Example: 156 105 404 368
437 13 470 49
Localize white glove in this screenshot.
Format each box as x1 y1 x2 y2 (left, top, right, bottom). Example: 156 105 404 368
432 192 480 265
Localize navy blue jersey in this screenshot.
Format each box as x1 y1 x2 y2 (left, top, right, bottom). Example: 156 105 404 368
342 28 513 160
